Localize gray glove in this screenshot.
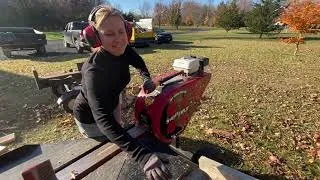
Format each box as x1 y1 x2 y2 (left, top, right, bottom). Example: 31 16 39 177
143 154 171 180
143 78 156 94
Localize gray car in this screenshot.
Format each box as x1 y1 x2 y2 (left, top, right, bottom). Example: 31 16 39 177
0 27 47 57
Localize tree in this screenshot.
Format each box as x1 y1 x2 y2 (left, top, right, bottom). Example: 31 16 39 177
169 0 182 29
280 0 320 55
202 4 215 27
215 1 243 32
245 0 282 38
237 0 253 12
182 1 204 27
139 0 151 18
153 1 167 27
122 11 139 22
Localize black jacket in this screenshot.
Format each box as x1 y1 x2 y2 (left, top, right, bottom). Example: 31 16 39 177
73 46 152 166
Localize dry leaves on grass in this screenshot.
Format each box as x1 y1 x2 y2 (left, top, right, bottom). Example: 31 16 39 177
268 152 282 166
237 113 253 133
58 118 74 127
204 127 236 140
308 133 320 162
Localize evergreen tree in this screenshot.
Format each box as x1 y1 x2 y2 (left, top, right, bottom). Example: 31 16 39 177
215 0 244 32
245 0 282 38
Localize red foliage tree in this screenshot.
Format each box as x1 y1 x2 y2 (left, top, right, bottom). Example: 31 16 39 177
280 0 320 55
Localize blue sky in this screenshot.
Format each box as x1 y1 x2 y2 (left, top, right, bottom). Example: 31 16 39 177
107 0 223 13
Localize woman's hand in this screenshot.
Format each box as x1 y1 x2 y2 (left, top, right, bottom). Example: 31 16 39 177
143 79 157 94
143 154 171 180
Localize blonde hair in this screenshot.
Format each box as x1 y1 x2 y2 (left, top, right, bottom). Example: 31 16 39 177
94 6 125 31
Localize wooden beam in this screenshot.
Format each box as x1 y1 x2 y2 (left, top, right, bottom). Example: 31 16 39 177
199 156 257 180
0 133 15 145
55 126 146 179
0 146 8 156
19 126 147 180
55 143 121 180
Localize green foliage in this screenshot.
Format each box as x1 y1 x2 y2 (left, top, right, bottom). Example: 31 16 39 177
122 12 139 22
215 0 244 32
245 0 282 38
0 0 104 30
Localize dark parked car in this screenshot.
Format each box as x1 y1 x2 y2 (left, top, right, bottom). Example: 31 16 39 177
0 27 47 57
63 21 90 53
155 29 173 44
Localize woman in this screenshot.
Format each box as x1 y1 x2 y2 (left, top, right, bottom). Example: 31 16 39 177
73 5 170 180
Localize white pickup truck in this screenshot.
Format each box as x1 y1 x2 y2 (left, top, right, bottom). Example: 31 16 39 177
63 21 90 53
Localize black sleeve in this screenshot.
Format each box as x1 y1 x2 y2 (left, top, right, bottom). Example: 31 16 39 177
84 67 152 166
126 46 151 81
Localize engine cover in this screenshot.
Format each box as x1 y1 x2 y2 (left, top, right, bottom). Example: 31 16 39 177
134 70 211 144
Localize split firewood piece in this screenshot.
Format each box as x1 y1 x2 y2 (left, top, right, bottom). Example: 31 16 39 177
21 160 57 180
0 133 16 145
0 145 8 156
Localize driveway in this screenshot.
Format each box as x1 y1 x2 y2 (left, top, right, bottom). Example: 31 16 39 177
0 40 90 59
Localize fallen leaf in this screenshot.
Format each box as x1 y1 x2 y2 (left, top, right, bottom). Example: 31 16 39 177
70 170 79 179
205 128 213 135
268 153 281 166
205 128 235 139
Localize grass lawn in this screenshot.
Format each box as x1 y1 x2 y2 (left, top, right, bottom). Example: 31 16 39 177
1 28 320 179
45 31 63 40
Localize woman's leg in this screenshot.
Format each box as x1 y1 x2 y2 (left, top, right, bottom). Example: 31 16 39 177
113 93 123 126
74 118 104 138
74 94 123 138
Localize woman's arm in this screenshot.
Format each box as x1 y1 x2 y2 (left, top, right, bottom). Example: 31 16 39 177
84 67 152 165
125 46 151 80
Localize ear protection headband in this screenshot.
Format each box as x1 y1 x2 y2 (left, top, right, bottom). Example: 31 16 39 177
83 5 132 48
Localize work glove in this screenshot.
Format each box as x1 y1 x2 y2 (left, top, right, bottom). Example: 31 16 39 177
143 78 156 94
143 154 171 180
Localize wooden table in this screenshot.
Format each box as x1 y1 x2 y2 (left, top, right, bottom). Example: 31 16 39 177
0 134 201 180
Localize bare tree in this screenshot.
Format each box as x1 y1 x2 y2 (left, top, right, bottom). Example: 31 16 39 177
139 0 152 18
153 1 167 27
169 0 182 29
237 0 252 12
1 0 106 30
182 0 203 27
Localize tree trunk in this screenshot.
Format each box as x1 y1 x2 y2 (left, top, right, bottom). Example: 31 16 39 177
259 33 263 39
294 42 299 56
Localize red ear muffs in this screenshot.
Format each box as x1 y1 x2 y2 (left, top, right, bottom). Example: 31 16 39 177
84 6 133 48
83 22 132 48
82 25 102 48
126 21 133 41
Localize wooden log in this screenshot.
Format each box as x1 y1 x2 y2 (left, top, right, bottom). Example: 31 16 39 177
199 156 257 180
21 160 57 180
0 133 15 145
0 146 8 156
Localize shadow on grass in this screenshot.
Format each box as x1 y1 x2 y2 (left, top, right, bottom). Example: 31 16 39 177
0 70 56 136
203 36 279 40
180 137 243 167
7 50 89 62
136 40 222 55
180 137 286 180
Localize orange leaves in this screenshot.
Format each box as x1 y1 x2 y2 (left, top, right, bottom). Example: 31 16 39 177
280 37 305 44
308 133 320 162
278 1 319 55
280 0 320 33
